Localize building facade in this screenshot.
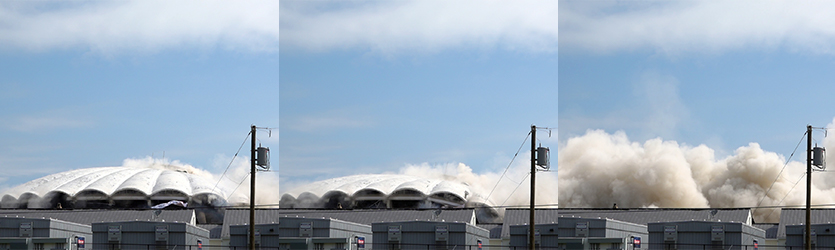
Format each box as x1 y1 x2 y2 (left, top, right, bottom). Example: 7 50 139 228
648 221 765 250
91 221 209 250
372 221 489 250
0 217 92 250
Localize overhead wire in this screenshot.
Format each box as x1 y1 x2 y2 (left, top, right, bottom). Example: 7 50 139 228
754 130 806 213
764 174 806 220
227 172 252 200
13 201 835 214
500 173 530 207
211 131 251 198
484 131 531 203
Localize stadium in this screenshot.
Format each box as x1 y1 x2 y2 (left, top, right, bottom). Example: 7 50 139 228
279 174 502 223
1 166 226 210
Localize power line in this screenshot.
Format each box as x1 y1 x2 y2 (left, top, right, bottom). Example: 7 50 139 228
754 130 806 214
210 131 252 197
500 173 530 207
765 174 807 220
485 131 531 203
227 172 251 201
16 199 835 213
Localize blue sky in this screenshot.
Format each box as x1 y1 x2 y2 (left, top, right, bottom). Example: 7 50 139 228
0 1 280 192
558 1 835 216
559 1 835 158
279 1 558 193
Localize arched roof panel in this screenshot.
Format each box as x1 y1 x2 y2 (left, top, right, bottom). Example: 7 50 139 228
283 174 494 208
152 170 193 195
1 165 227 207
114 168 163 195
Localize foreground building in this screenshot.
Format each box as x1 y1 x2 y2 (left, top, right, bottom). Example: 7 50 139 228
0 217 92 250
648 221 765 250
555 217 647 250
229 217 372 250
371 221 489 250
91 221 209 250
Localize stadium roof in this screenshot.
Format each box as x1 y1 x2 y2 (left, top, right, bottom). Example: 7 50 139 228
280 174 492 208
1 166 225 209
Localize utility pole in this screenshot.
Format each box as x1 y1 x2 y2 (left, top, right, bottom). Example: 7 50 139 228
250 125 257 250
530 125 536 250
806 125 812 250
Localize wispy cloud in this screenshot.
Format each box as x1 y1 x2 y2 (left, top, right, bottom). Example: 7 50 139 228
2 109 94 132
286 108 374 132
560 71 689 141
289 116 372 132
632 71 690 139
280 0 557 55
0 1 279 55
560 1 835 55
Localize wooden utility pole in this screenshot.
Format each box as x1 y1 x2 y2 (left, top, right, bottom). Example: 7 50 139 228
530 125 536 250
250 125 257 250
806 125 812 250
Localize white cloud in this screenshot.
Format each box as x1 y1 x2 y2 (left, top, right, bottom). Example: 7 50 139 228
0 1 279 55
280 0 557 54
560 1 835 55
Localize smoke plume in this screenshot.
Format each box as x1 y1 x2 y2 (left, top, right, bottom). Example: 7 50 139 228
279 159 559 220
559 125 835 223
397 162 558 208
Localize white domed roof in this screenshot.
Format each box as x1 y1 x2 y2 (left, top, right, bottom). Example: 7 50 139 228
280 174 493 208
1 165 224 208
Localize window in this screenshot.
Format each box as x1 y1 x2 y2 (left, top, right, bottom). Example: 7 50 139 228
313 243 324 250
278 243 291 250
334 243 345 249
608 243 621 250
33 244 44 250
589 243 600 250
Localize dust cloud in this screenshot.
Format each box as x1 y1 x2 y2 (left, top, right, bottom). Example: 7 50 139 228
559 127 835 223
